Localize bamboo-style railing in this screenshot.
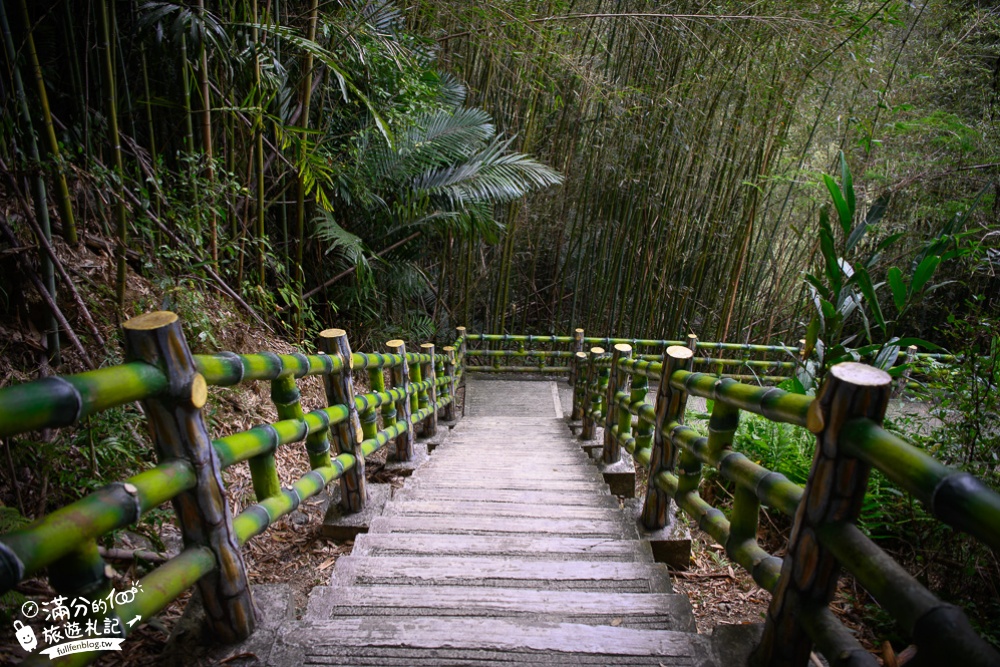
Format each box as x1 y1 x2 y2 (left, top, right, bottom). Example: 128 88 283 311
1 317 992 667
0 311 465 666
463 331 954 391
463 331 804 384
574 342 1000 667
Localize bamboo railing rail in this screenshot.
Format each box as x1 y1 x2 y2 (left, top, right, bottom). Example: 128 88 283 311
571 342 1000 667
462 330 955 390
0 318 988 667
0 312 462 666
463 331 806 384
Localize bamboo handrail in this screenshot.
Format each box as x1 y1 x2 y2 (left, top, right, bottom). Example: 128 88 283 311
571 341 1000 667
0 311 463 663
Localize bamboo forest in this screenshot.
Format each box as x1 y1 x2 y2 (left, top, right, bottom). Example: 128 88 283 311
0 1 998 665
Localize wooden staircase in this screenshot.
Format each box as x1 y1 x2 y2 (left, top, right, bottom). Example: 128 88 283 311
230 379 759 666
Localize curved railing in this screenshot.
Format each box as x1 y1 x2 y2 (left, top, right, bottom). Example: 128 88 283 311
574 342 1000 667
462 330 953 389
0 311 465 666
462 331 801 384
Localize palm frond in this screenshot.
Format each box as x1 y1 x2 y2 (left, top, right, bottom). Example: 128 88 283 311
313 210 372 281
415 136 563 206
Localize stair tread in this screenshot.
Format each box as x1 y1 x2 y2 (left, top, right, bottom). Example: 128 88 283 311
268 617 716 666
351 532 654 561
330 555 672 592
368 514 637 538
305 585 695 631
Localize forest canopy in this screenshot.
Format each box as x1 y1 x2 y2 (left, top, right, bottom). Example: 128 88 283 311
0 0 996 351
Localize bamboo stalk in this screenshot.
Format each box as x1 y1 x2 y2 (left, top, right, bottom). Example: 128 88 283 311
602 344 631 464
97 0 127 310
319 329 366 513
641 346 693 530
386 339 414 461
122 311 255 642
18 0 77 245
754 363 892 666
1 159 105 348
1 0 59 365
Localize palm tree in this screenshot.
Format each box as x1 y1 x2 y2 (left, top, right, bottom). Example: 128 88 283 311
311 84 563 331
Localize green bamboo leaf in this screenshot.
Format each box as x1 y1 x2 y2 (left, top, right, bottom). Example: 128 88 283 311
854 266 885 333
823 174 851 236
864 193 890 226
819 222 841 294
845 223 868 254
840 152 855 220
887 267 906 312
804 273 830 300
874 344 900 370
893 337 943 351
803 315 820 359
911 255 942 294
876 232 905 253
886 365 908 378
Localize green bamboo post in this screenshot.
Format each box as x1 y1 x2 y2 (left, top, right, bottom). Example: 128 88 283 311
641 345 694 530
456 327 467 417
434 351 448 419
442 346 457 421
420 343 438 437
603 343 632 464
631 370 653 454
319 329 366 513
596 355 611 426
122 311 255 642
754 363 892 667
387 339 414 461
569 328 585 388
361 367 383 442
581 347 603 440
456 326 467 366
411 349 425 417
252 375 295 500
572 351 588 422
895 344 918 396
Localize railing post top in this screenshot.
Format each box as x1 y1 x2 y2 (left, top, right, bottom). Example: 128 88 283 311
613 343 632 354
666 345 694 360
320 328 348 339
575 351 588 360
590 346 605 355
122 310 178 330
319 328 353 368
386 339 405 348
455 326 466 333
442 345 455 352
829 362 892 387
574 328 584 335
421 343 435 351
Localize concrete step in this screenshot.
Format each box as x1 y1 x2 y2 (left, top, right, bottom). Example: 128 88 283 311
267 617 718 666
390 487 621 507
367 514 638 539
329 555 673 593
412 469 607 484
351 532 655 562
385 499 624 521
305 585 696 631
402 476 606 492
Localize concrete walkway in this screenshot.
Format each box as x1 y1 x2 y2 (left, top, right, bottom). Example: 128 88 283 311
252 378 755 666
